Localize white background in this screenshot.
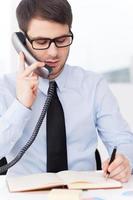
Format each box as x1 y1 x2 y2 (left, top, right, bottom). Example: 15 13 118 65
1 0 133 74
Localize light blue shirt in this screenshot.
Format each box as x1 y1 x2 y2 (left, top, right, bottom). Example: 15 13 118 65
0 64 133 176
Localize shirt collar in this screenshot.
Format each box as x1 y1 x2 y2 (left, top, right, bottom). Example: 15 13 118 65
38 64 69 95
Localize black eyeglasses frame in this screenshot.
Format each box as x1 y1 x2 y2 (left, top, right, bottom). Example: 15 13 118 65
25 31 74 50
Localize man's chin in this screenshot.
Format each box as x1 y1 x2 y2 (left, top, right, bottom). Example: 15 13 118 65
48 66 64 80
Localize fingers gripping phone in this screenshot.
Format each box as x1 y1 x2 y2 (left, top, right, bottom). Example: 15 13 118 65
12 32 52 78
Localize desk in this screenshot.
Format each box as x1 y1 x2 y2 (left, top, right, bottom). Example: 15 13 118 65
0 175 133 200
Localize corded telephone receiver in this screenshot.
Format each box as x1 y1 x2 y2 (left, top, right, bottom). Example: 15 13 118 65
0 32 55 174
12 32 52 78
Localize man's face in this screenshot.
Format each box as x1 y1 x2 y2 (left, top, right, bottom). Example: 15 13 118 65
26 18 71 79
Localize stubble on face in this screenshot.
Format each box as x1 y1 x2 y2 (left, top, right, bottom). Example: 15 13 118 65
26 18 71 80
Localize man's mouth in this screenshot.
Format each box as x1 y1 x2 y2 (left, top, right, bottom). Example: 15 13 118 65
45 61 59 68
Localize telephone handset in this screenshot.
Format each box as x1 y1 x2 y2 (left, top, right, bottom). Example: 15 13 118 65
12 32 52 78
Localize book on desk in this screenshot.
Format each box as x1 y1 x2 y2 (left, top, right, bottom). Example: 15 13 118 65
6 170 122 192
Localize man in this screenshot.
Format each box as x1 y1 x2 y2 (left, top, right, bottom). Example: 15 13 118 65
0 0 133 182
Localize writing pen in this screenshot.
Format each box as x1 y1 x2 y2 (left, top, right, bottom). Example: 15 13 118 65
106 146 117 180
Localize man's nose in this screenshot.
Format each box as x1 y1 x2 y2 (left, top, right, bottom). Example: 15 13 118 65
47 42 58 57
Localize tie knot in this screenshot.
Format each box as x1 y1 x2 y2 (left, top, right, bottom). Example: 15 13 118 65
48 81 57 96
50 81 57 88
52 81 57 92
53 82 58 96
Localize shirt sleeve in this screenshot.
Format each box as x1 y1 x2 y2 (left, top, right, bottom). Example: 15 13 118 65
0 98 32 157
95 77 133 171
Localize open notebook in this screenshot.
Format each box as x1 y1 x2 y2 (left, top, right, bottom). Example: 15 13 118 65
6 170 122 192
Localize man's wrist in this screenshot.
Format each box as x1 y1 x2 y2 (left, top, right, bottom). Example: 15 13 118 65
16 97 32 110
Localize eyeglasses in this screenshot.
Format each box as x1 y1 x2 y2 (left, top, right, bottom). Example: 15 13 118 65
25 31 73 50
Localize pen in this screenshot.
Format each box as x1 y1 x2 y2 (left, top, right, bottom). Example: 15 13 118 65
106 146 117 180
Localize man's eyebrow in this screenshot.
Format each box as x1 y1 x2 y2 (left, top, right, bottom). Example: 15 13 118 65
28 36 50 40
28 33 71 40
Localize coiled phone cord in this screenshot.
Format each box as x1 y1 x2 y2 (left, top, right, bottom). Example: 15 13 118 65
0 81 55 174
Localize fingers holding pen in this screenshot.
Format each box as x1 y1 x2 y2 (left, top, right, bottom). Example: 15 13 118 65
107 154 131 181
103 154 123 174
102 154 131 183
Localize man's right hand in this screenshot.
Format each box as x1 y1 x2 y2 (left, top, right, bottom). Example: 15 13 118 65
16 52 44 109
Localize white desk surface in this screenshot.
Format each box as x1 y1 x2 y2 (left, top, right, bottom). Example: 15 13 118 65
0 175 133 200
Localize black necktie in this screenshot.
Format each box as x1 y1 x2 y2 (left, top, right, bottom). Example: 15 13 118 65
46 81 68 172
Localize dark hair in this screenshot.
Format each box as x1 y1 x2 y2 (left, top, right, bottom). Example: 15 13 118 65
16 0 73 32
